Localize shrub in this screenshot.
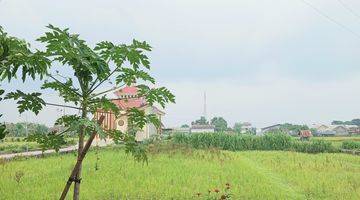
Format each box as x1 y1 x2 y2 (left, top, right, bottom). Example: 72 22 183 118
292 140 337 153
342 141 360 150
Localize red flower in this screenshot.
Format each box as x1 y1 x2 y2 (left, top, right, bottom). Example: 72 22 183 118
214 188 220 193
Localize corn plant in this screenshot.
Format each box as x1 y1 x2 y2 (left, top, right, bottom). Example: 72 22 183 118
173 132 337 153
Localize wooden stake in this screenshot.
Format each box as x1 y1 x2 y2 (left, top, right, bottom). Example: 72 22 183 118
59 115 105 200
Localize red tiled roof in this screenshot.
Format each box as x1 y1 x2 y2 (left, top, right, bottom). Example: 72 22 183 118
112 98 146 109
114 86 138 96
112 86 146 109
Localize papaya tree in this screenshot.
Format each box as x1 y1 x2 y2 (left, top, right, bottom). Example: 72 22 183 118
1 25 175 200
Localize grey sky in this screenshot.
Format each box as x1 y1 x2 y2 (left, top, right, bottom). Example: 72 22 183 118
1 0 360 128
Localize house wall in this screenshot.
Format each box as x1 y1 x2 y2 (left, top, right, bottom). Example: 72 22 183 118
191 128 215 133
96 105 163 142
135 106 163 141
333 126 348 135
115 115 128 133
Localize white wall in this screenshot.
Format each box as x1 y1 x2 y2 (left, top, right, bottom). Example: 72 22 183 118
191 129 215 133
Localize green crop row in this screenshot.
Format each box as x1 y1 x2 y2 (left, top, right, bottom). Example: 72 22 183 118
172 133 339 153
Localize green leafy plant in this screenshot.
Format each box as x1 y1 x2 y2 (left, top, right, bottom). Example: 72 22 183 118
342 140 360 150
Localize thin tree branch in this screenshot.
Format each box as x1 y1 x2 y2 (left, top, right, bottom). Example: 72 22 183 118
45 102 82 110
48 74 82 97
90 84 125 99
88 66 120 95
88 55 115 93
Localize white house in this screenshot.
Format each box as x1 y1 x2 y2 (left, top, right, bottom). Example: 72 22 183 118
310 124 357 136
190 124 215 133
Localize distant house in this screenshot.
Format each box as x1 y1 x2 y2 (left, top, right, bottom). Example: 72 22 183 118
332 125 348 135
190 124 215 133
310 124 329 133
261 124 281 133
310 124 356 136
299 130 312 140
240 122 253 133
171 127 191 134
347 126 360 135
94 86 165 142
319 130 336 136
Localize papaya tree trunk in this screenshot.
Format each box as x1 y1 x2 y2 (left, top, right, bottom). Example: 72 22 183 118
59 115 105 200
73 107 88 200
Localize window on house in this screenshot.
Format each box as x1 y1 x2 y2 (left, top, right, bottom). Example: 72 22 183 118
118 120 125 126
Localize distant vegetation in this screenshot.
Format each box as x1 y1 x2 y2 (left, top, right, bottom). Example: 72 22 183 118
210 117 228 132
191 116 209 125
341 140 360 150
233 122 243 133
0 137 77 154
172 132 339 153
279 123 309 132
4 123 49 137
332 118 360 126
181 124 189 128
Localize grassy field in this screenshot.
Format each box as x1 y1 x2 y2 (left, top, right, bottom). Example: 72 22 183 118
0 137 77 154
312 136 360 148
0 146 359 200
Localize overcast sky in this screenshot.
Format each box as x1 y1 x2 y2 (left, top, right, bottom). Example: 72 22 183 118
1 0 360 128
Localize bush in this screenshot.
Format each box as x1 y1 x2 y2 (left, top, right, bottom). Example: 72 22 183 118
172 132 338 154
292 140 337 153
342 141 360 150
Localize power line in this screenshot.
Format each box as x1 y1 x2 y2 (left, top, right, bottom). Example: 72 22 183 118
337 0 360 22
299 0 360 41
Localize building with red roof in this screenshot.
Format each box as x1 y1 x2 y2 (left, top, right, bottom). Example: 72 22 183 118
94 86 165 141
299 130 312 140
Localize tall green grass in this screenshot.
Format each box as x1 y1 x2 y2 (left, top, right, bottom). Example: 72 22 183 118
172 133 337 153
0 147 359 199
